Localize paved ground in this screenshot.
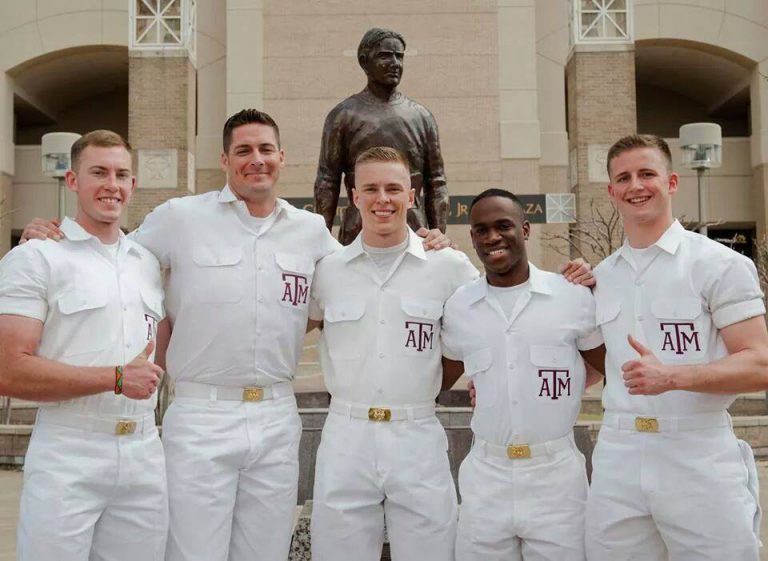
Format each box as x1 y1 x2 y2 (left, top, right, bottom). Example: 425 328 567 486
0 462 767 559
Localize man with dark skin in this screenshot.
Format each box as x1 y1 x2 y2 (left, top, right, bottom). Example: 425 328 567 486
314 27 448 245
441 189 605 560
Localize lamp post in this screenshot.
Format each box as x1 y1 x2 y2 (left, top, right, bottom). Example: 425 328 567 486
679 123 722 237
41 132 81 220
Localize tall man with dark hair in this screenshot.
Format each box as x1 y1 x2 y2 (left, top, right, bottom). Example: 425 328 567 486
441 188 605 561
314 27 449 244
0 130 167 560
586 134 768 561
131 109 339 561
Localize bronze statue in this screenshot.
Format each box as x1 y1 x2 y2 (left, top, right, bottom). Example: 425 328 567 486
314 28 449 245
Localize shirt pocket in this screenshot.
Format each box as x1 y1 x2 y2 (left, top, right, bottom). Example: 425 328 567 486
529 345 576 401
400 296 442 357
464 347 493 407
650 297 706 359
56 287 110 357
275 252 315 310
324 298 366 360
190 245 244 303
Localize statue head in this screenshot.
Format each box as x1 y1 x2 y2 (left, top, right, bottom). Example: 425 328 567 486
357 28 406 89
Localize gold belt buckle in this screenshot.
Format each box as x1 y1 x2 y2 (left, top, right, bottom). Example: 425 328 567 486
506 444 531 459
368 407 392 422
115 420 137 435
242 387 264 402
635 416 659 433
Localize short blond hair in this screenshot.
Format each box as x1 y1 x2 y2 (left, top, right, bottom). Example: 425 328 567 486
354 146 410 171
607 134 672 177
71 130 131 171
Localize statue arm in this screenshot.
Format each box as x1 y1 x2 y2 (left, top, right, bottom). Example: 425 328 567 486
314 112 345 232
423 115 449 233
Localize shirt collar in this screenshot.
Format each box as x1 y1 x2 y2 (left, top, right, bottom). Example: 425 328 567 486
616 219 684 264
218 184 289 217
340 229 426 263
465 261 551 304
60 217 143 257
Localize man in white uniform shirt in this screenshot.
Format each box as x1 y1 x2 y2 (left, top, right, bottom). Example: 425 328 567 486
586 134 768 561
441 188 605 561
0 130 166 561
307 146 479 561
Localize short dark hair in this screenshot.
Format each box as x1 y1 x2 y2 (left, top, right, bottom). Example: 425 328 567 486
222 109 281 152
607 134 673 176
470 188 526 218
354 146 410 171
357 28 406 68
71 130 131 171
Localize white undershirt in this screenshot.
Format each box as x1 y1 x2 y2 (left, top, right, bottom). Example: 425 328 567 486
363 238 409 280
248 206 278 234
626 244 658 273
487 280 530 320
100 240 120 260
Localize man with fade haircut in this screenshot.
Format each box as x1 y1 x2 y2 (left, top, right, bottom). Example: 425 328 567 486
586 134 768 561
314 27 449 245
0 130 167 561
307 146 478 561
19 109 451 561
441 188 605 561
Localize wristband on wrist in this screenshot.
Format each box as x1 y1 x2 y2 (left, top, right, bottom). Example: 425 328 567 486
114 365 124 395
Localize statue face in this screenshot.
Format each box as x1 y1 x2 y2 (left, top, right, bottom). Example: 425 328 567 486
362 37 405 87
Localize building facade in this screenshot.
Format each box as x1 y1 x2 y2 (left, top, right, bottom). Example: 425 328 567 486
0 0 766 269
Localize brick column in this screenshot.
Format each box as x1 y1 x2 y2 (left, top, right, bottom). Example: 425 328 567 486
127 56 196 229
566 47 637 262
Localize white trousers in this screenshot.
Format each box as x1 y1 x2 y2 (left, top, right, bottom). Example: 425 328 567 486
162 395 302 561
17 419 168 561
456 435 588 561
586 423 761 561
311 411 458 561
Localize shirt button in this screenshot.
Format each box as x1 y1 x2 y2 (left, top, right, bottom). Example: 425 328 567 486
511 400 518 405
257 297 264 303
508 363 514 369
379 353 384 358
379 320 385 325
637 315 644 322
377 388 383 394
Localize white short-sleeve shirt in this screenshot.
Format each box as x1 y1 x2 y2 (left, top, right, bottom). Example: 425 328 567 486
309 230 479 405
442 264 602 445
0 218 165 417
130 186 341 387
593 220 765 415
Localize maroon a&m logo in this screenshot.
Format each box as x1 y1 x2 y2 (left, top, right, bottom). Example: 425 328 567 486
281 273 309 306
404 321 434 352
144 313 157 341
659 322 701 355
538 369 571 400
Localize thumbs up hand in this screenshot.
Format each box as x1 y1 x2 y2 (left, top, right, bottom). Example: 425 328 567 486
121 340 164 400
621 334 673 395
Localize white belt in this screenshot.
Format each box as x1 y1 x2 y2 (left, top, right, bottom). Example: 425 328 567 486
474 434 573 460
174 381 294 402
602 410 731 433
37 408 156 436
329 398 435 422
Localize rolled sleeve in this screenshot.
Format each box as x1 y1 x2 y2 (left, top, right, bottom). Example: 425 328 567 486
577 329 604 351
577 288 603 350
0 246 49 321
709 256 766 329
